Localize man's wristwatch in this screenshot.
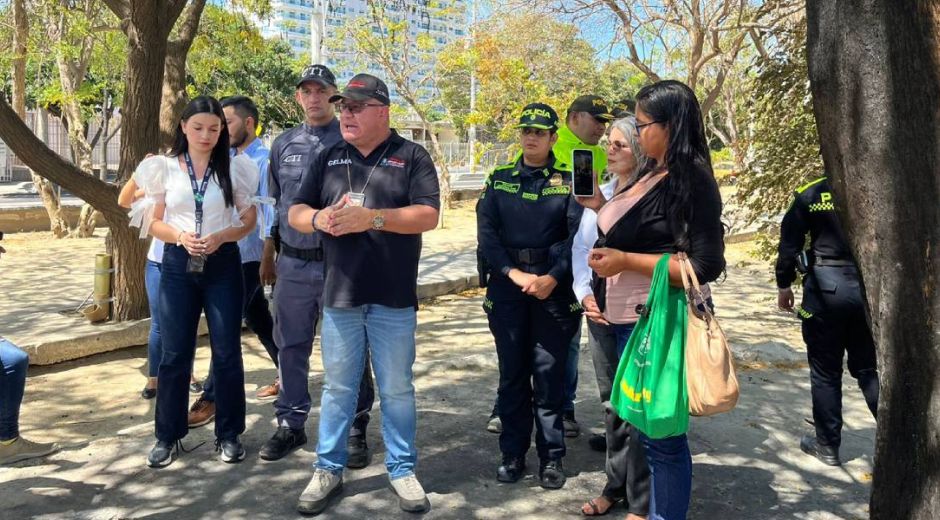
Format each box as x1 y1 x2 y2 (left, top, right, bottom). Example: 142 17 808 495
371 211 385 230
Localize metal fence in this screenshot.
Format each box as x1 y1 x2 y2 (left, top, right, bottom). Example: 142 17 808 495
1 110 121 182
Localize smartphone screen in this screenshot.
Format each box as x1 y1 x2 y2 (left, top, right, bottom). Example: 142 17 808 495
572 149 594 197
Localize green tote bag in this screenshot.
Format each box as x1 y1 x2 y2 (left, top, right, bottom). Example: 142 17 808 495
610 254 690 439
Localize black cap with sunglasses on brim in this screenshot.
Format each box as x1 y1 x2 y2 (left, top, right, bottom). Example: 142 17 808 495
329 73 391 106
296 64 337 89
515 102 559 132
567 94 615 122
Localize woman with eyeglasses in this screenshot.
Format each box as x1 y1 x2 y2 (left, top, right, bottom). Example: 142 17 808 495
128 95 259 468
476 102 584 490
574 115 653 519
577 81 725 519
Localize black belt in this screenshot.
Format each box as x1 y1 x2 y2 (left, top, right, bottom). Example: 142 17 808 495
814 256 855 267
281 243 323 262
507 247 550 265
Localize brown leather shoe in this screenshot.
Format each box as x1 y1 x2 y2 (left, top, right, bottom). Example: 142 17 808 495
188 397 216 428
256 379 279 399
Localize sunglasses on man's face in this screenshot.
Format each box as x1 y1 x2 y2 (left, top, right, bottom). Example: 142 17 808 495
336 102 384 115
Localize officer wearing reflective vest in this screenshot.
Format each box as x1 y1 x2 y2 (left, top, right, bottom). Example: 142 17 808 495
476 102 584 489
775 176 879 467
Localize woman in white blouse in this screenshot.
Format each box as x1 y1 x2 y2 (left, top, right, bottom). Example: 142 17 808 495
128 96 258 468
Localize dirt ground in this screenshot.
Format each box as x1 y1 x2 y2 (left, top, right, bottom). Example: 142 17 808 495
0 205 876 519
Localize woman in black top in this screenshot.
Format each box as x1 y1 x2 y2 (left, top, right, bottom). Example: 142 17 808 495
580 80 725 520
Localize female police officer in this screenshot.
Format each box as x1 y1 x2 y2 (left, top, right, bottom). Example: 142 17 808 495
476 103 583 489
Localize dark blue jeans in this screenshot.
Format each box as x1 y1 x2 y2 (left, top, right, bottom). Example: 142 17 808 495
144 260 162 378
202 260 278 402
0 339 28 441
156 243 245 443
640 432 692 520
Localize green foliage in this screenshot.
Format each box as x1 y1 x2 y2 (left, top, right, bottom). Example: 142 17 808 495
593 59 649 109
735 17 823 260
436 11 601 142
186 5 303 130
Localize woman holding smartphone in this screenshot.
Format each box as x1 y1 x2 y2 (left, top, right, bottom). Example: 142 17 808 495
578 81 725 519
128 95 259 468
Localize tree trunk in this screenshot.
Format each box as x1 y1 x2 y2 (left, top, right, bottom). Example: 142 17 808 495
105 215 148 320
13 0 69 237
158 0 207 150
806 1 940 518
11 0 27 117
159 48 188 151
33 109 71 237
73 204 100 238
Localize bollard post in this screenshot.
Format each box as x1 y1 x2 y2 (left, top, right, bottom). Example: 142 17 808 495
82 253 111 323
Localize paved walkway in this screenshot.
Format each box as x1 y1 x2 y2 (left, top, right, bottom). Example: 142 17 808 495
0 206 876 518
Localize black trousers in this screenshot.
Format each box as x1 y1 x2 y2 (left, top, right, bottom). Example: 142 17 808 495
587 320 651 515
801 266 879 448
203 261 277 402
486 281 580 461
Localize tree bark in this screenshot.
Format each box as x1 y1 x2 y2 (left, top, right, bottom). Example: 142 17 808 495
159 0 207 150
806 1 940 518
110 0 188 182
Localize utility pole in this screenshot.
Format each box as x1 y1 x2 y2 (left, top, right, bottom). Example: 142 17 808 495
468 0 477 175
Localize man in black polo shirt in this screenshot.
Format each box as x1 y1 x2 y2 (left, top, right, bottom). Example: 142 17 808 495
288 73 440 516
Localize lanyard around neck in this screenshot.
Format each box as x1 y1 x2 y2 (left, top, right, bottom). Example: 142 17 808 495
346 140 393 197
183 153 213 236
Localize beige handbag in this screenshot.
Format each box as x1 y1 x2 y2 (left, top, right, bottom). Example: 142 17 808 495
677 252 739 416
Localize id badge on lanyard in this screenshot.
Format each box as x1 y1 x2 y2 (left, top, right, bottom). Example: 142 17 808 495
184 153 212 274
346 192 366 207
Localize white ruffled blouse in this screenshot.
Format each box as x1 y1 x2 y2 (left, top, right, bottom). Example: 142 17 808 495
128 154 259 240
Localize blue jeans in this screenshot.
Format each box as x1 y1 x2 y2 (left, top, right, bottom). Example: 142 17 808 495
640 432 692 520
155 243 245 443
144 260 162 378
316 305 418 479
564 320 582 412
611 323 635 359
0 339 28 441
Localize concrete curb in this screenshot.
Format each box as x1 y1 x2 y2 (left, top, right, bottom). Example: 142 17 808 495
26 272 479 366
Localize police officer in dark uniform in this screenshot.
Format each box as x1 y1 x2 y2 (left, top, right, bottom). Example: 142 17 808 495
477 103 583 489
775 176 879 466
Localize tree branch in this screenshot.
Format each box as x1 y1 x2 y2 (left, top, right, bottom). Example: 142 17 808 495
0 96 123 220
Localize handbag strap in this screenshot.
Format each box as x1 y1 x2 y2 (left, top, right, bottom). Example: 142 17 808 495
677 252 707 307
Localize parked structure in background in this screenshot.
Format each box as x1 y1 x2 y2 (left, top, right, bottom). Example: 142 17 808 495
256 0 467 106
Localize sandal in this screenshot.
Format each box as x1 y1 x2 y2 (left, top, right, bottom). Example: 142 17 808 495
581 496 620 516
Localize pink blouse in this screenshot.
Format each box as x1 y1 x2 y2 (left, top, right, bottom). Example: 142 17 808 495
596 173 666 324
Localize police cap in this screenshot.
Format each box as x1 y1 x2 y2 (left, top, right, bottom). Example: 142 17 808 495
568 95 615 121
515 103 559 131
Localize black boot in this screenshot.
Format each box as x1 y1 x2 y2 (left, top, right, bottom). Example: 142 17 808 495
800 434 841 466
347 414 371 469
539 458 566 489
496 454 526 483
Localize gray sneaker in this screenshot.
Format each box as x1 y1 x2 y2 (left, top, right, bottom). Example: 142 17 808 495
389 474 431 513
0 437 58 466
297 468 343 515
486 414 502 433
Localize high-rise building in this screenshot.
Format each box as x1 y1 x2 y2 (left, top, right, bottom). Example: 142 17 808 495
257 0 468 105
